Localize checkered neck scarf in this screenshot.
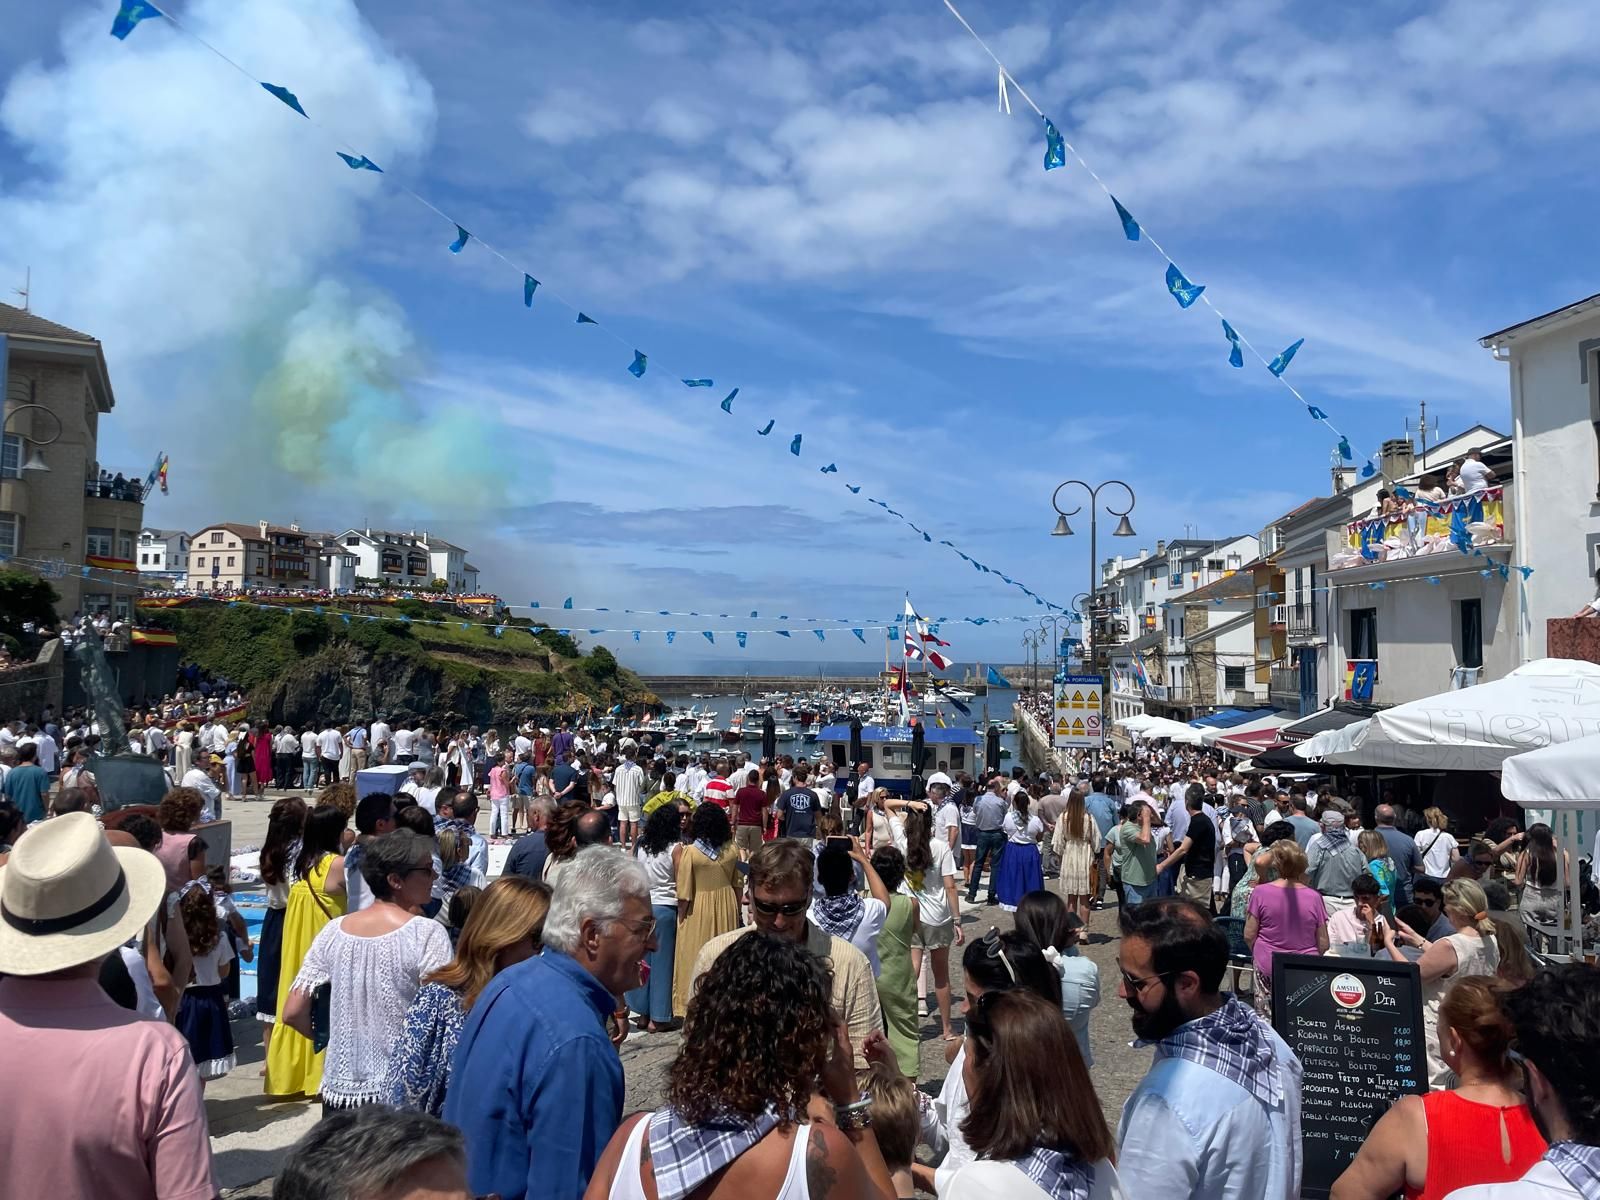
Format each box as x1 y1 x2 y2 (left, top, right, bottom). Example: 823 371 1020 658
1545 1142 1600 1198
812 892 865 942
1012 1147 1094 1200
693 838 723 862
1140 993 1283 1108
646 1108 781 1200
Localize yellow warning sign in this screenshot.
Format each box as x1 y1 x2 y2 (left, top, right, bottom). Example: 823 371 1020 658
1083 690 1101 707
1055 718 1070 737
1070 690 1086 708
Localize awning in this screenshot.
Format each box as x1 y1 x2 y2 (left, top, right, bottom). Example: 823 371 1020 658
1189 707 1259 729
1278 702 1381 743
1199 710 1291 747
1250 741 1331 771
1213 728 1287 758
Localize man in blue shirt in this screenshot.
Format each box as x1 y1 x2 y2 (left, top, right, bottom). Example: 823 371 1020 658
964 777 1010 905
2 743 49 825
1372 803 1424 906
445 846 656 1200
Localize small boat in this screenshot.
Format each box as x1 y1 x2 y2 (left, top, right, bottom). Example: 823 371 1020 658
741 724 765 742
773 724 796 740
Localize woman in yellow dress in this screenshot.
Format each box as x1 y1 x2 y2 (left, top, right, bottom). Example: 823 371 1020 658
671 803 742 1019
264 804 347 1097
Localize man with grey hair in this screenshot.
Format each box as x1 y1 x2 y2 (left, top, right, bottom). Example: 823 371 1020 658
445 846 655 1200
505 798 553 881
1372 802 1423 906
274 1105 467 1200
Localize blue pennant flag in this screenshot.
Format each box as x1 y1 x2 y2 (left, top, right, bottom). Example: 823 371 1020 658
632 630 640 641
336 152 382 172
1042 117 1066 170
888 626 899 642
1267 338 1304 377
1111 195 1140 241
523 275 539 306
658 610 670 616
1308 406 1328 421
820 463 837 474
449 225 470 253
666 631 675 644
1394 485 1414 500
1426 576 1442 585
459 622 469 630
750 611 758 618
790 434 802 456
1450 505 1474 555
530 601 540 608
757 419 775 436
1338 436 1353 462
588 628 602 635
110 0 162 39
775 630 791 638
628 351 647 378
813 629 825 642
682 378 713 387
340 613 351 624
557 628 571 636
1497 563 1511 581
562 597 573 609
1367 581 1386 590
851 628 866 643
261 82 308 117
1165 263 1205 308
736 631 747 648
1360 461 1377 479
846 484 861 493
493 624 505 637
576 312 598 324
702 631 714 644
1518 565 1535 579
922 531 932 542
720 387 738 413
1222 319 1243 368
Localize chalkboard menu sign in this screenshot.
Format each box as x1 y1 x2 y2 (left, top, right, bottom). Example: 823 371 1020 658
1270 954 1427 1200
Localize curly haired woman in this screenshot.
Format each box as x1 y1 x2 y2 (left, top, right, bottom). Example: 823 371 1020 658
585 932 898 1200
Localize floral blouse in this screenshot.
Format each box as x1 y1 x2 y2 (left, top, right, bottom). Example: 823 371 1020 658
383 980 466 1116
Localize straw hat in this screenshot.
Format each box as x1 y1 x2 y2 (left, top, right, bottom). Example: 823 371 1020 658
0 812 166 976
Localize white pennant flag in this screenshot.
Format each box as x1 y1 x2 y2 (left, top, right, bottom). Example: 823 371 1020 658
997 67 1012 115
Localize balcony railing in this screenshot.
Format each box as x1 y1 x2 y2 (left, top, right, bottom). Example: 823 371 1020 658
1329 485 1509 572
1268 666 1299 697
1286 605 1319 640
84 476 145 502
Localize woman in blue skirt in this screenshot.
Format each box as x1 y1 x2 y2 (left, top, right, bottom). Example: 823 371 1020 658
995 790 1044 912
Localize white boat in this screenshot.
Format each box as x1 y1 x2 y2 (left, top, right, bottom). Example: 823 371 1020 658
773 724 797 740
690 715 719 741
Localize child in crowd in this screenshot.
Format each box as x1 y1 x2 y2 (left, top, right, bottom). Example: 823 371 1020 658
1358 829 1397 910
176 883 236 1085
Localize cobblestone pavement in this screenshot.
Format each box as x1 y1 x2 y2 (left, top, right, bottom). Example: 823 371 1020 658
213 795 1147 1195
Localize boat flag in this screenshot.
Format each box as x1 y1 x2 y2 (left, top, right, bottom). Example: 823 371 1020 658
903 597 951 672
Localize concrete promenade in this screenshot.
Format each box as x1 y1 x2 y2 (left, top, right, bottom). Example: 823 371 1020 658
210 791 1149 1197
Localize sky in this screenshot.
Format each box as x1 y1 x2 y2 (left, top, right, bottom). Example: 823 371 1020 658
2 0 1598 671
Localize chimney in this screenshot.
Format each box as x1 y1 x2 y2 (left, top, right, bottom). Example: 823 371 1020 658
1379 437 1415 482
1155 539 1167 556
258 519 268 538
1330 465 1354 494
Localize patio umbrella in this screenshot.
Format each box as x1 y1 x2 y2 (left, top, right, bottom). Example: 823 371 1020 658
761 710 777 761
848 716 863 766
1501 731 1600 959
986 724 1001 772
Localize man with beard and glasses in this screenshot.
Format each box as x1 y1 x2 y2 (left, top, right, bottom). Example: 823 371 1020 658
1445 963 1600 1199
1115 897 1303 1200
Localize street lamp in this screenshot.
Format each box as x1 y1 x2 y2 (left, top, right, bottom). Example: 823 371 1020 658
1050 479 1137 679
2 398 63 473
1022 628 1045 697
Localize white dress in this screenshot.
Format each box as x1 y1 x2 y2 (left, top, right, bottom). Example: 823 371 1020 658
944 1158 1127 1200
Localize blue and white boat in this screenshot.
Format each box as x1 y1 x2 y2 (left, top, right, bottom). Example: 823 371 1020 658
814 723 985 797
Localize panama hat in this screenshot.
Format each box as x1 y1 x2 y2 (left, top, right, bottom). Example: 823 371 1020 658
0 812 167 976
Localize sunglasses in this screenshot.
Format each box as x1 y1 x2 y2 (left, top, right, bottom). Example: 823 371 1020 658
751 897 809 916
1118 968 1174 995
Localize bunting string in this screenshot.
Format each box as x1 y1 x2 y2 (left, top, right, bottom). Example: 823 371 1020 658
938 0 1353 458
105 1 1066 615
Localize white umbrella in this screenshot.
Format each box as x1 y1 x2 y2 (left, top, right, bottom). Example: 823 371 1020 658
1321 658 1600 770
1294 719 1370 761
1116 713 1157 731
1199 709 1292 748
1501 732 1600 960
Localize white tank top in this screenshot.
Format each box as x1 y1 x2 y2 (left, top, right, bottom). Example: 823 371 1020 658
607 1114 812 1200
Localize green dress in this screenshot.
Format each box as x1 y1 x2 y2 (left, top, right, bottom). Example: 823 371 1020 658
876 893 919 1077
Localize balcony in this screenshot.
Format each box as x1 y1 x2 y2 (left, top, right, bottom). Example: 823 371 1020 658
1286 604 1319 642
1268 604 1287 630
1269 666 1298 696
1328 486 1512 578
84 476 146 503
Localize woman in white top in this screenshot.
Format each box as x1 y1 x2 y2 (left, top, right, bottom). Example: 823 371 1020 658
995 794 1044 914
860 787 894 854
587 932 898 1200
625 805 685 1032
1416 807 1459 880
1382 877 1502 1089
943 988 1123 1200
886 799 963 1040
283 828 453 1111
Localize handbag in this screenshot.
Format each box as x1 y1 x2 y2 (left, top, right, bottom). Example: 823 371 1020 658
306 862 337 1053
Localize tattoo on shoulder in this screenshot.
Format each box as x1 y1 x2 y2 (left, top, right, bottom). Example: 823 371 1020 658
807 1124 838 1198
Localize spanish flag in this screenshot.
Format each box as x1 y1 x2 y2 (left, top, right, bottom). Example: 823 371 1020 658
86 554 137 573
137 596 194 609
131 628 177 646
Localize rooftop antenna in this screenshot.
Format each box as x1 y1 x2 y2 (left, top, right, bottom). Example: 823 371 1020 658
13 267 29 312
1406 399 1439 470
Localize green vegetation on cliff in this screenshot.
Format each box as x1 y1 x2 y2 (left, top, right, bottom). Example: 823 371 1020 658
146 600 655 727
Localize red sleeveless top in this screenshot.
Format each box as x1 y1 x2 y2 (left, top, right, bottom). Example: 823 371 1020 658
1406 1090 1547 1200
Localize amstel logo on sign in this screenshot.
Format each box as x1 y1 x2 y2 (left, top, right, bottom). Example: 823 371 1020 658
1329 973 1367 1010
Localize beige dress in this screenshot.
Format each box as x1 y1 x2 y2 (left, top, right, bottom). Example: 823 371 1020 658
671 844 742 1018
1053 815 1103 896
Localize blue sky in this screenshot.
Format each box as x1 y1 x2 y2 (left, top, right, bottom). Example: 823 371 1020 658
2 0 1597 670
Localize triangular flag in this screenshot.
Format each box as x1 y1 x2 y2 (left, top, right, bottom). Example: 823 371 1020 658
1165 263 1204 308
449 225 471 253
628 351 647 378
562 597 573 609
813 629 826 642
846 484 861 493
720 388 738 412
666 631 676 644
632 630 640 641
336 152 382 172
852 628 866 643
997 67 1011 115
110 0 163 39
1360 461 1376 478
1042 117 1066 170
736 631 747 648
577 312 598 324
530 601 540 608
261 83 308 117
820 463 837 473
776 630 791 638
702 631 714 644
682 378 713 388
523 275 539 306
790 434 802 456
1111 195 1140 241
1221 319 1243 368
750 611 758 618
757 419 775 436
1338 437 1353 462
1308 406 1328 421
1267 338 1304 377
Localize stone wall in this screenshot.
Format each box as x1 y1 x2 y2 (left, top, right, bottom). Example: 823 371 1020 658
0 638 63 721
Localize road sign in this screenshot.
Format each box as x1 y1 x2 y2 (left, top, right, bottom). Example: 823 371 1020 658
1053 674 1104 749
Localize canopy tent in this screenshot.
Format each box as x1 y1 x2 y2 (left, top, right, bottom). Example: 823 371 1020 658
1189 706 1261 729
1320 659 1600 770
1132 715 1206 743
1213 728 1290 758
1501 732 1600 960
1276 702 1380 744
1115 713 1158 731
1199 709 1291 748
1294 719 1371 762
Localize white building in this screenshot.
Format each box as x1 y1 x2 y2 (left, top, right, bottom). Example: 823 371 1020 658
137 528 190 581
336 528 480 592
1479 294 1600 658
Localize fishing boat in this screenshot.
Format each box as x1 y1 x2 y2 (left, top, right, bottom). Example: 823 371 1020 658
773 724 797 741
690 715 720 741
813 723 985 797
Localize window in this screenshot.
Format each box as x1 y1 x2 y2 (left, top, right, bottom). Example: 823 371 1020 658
1224 665 1246 689
118 533 133 561
1350 608 1378 660
83 592 111 615
346 536 360 547
113 596 131 621
211 532 223 544
1459 598 1483 669
1206 558 1224 572
0 433 19 479
0 513 19 557
949 747 966 770
255 558 265 572
226 556 235 567
86 527 114 556
194 555 205 567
